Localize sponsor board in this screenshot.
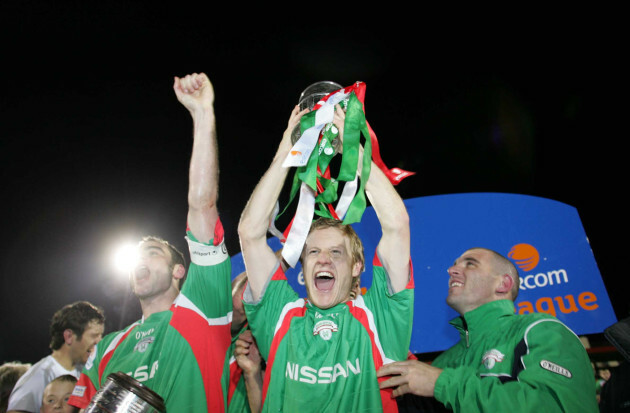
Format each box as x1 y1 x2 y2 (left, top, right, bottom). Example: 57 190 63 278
231 193 617 353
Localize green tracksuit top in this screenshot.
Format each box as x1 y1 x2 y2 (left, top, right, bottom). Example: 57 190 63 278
432 299 598 412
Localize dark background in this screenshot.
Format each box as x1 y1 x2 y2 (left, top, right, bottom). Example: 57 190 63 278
1 3 625 364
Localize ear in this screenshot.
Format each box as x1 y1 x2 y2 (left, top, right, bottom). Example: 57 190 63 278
351 261 362 278
63 329 75 345
172 263 186 280
496 273 514 296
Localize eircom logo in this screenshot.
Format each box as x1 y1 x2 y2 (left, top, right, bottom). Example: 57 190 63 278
506 243 599 317
508 243 540 272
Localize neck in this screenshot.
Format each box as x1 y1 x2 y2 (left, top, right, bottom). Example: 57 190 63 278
139 289 179 319
51 348 76 371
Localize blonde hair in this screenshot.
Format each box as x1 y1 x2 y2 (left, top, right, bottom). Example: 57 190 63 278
302 217 365 273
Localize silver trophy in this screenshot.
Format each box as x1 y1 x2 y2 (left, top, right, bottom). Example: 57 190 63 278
290 81 343 149
84 372 165 413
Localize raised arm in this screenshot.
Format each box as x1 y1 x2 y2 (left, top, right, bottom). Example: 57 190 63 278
364 154 411 293
238 106 309 300
173 72 219 244
333 106 411 293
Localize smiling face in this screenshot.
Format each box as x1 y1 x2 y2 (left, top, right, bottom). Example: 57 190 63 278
302 226 362 309
446 248 505 315
69 320 104 365
130 240 180 300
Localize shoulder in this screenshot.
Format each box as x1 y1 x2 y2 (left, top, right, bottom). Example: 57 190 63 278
94 322 141 355
511 313 579 344
7 358 50 404
18 355 53 381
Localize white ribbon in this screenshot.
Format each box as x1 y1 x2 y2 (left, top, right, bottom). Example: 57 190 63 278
281 182 316 268
334 172 359 220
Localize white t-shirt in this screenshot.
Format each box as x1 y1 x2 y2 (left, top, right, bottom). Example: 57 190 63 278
7 354 81 412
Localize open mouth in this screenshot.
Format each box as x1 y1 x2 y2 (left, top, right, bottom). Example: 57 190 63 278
449 280 463 288
134 266 150 281
314 271 335 292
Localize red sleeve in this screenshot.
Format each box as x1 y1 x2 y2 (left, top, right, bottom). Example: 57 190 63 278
68 373 98 409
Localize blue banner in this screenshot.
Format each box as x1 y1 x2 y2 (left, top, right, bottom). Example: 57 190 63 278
231 193 617 354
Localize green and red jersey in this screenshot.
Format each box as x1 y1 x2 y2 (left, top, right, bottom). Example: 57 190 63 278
244 253 414 412
69 228 232 412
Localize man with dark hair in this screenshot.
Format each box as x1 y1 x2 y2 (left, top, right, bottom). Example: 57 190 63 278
7 302 104 413
138 236 187 289
378 247 598 412
68 72 233 412
238 104 413 411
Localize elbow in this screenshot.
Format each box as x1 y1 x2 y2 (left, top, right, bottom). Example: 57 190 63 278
238 215 263 245
387 206 410 234
188 187 218 211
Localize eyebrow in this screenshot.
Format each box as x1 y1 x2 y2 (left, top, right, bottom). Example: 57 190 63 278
305 243 347 251
455 256 480 265
141 245 164 253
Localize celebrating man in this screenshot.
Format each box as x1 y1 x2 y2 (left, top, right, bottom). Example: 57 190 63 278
238 103 414 412
68 72 233 412
378 247 598 412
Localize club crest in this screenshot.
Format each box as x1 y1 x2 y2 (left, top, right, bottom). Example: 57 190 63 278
313 319 338 341
134 336 155 353
481 349 505 369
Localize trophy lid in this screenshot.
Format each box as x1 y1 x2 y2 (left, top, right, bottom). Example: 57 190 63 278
107 372 166 412
298 81 342 111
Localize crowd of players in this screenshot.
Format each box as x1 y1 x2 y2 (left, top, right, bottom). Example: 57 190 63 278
0 72 622 413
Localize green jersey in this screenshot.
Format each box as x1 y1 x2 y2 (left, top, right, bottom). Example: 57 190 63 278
69 231 232 413
244 253 414 412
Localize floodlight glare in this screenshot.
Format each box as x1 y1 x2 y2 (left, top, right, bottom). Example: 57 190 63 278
113 243 139 273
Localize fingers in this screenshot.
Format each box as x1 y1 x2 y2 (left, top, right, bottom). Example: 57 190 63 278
334 104 345 120
235 338 252 350
173 72 214 111
175 73 206 94
379 374 412 399
392 383 411 398
238 329 254 343
378 375 407 390
287 105 310 128
234 341 251 357
235 330 257 356
376 361 408 377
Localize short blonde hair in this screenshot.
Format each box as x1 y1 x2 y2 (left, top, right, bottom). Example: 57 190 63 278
301 217 365 273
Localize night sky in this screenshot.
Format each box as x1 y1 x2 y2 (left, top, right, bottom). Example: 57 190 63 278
1 3 625 364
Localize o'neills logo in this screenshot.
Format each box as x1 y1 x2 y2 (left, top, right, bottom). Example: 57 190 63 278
540 360 572 378
481 349 505 369
313 320 338 341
